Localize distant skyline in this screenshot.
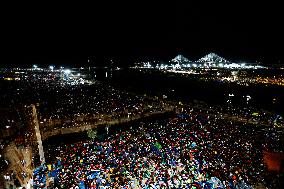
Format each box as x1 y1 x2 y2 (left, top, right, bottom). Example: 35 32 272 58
2 52 279 69
2 2 282 67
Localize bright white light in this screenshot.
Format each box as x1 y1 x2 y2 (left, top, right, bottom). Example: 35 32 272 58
176 64 181 68
33 65 38 69
241 63 246 67
77 73 80 76
218 63 223 67
64 69 71 74
49 65 54 70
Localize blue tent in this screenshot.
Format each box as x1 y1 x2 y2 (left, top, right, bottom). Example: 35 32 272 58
87 170 100 180
191 142 197 148
177 114 190 119
49 169 58 178
79 180 86 189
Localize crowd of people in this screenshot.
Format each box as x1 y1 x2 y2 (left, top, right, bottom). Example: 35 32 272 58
32 106 283 188
35 82 168 131
0 70 168 132
0 144 9 173
1 69 283 189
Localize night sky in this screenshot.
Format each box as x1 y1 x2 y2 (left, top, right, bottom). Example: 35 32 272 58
2 2 282 67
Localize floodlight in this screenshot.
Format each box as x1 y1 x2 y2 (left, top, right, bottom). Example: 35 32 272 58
64 69 71 74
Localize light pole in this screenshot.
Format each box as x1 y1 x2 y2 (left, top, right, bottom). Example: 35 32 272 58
105 125 109 135
245 95 252 105
227 93 234 106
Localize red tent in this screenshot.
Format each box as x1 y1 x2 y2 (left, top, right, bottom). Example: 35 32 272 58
263 151 284 172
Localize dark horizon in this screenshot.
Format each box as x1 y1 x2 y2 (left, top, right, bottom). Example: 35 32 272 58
2 2 282 67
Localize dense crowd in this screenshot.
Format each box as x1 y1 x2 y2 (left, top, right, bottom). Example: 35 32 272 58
1 69 283 189
32 107 283 189
0 145 9 173
34 81 169 132
36 82 165 122
0 71 168 131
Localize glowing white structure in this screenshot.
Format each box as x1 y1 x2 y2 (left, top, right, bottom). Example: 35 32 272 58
136 52 264 70
171 54 190 63
197 53 230 64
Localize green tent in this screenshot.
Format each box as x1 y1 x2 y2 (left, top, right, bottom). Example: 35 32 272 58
155 142 162 150
252 112 259 116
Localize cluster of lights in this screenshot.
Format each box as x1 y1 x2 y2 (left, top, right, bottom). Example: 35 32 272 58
134 53 266 70
63 69 71 74
31 65 74 74
139 62 266 70
4 66 94 86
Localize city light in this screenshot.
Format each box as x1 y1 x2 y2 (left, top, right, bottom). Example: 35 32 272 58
63 69 71 74
0 61 283 189
135 53 267 71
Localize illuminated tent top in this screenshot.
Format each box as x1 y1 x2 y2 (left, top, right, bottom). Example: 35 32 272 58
197 53 230 63
171 54 190 63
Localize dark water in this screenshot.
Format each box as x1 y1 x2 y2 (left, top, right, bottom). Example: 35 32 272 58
104 68 284 114
43 111 175 159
